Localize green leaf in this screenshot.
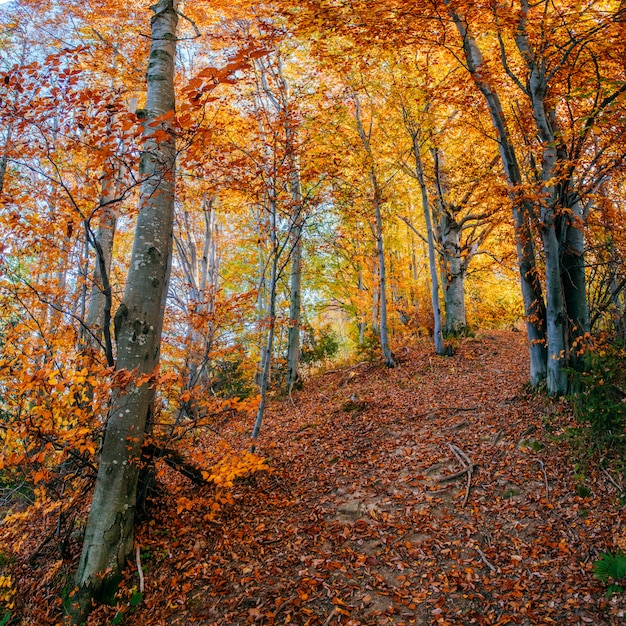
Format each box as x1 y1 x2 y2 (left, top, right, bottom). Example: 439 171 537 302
593 551 626 583
129 591 143 607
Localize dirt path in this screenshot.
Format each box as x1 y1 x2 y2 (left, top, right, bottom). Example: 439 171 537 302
118 331 624 626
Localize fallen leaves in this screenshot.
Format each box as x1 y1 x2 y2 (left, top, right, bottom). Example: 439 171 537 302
3 331 626 624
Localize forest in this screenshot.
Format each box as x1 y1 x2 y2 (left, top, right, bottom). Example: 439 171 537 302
0 0 625 623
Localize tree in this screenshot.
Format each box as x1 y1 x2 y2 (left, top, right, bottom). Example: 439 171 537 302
68 1 179 621
445 0 625 393
349 90 396 367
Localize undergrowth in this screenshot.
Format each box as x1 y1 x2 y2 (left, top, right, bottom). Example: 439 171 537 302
568 343 626 595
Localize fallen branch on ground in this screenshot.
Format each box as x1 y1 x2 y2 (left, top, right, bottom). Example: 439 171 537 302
435 443 474 506
476 546 497 573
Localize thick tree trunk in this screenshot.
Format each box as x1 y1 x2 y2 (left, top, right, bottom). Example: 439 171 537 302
439 212 467 336
68 3 178 622
542 224 568 395
560 198 589 367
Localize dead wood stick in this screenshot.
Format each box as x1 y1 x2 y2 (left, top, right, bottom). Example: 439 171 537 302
449 444 472 468
448 443 474 506
413 407 480 420
462 469 472 507
536 459 549 502
476 546 497 573
136 545 145 593
436 468 471 483
601 467 623 492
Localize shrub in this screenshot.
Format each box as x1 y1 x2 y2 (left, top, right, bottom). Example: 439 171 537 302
570 344 626 456
301 325 340 366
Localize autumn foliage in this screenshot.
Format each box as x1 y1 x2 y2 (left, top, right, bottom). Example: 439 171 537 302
0 0 624 623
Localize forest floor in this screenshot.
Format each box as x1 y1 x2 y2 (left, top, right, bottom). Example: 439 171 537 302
10 331 626 624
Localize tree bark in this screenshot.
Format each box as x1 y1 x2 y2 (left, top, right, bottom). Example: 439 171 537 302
352 92 395 366
286 220 303 389
446 3 548 385
68 2 178 622
374 191 395 367
413 143 446 356
439 210 467 336
251 195 279 452
84 168 119 360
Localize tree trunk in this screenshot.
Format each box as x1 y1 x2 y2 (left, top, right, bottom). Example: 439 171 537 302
351 92 394 366
409 131 446 356
285 146 304 391
251 194 279 452
542 224 568 395
68 2 178 622
286 228 302 389
439 212 467 336
374 194 396 367
357 269 366 345
560 197 589 368
85 169 119 361
178 195 219 405
446 3 548 384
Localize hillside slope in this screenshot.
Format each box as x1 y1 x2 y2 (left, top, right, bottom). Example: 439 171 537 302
15 332 626 624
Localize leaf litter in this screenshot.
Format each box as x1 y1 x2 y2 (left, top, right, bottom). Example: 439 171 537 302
7 331 626 624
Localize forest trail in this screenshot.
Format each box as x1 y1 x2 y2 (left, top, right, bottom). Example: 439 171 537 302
101 332 623 625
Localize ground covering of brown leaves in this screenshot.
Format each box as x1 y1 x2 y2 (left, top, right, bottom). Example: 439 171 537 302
7 332 626 624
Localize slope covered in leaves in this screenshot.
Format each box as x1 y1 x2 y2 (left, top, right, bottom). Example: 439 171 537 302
10 332 626 624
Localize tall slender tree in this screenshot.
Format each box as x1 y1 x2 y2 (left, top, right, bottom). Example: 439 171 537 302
69 1 179 621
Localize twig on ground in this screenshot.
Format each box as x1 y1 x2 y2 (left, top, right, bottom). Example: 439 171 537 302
136 545 145 593
536 459 549 502
476 546 497 573
601 467 623 492
414 407 480 420
436 468 472 483
448 443 474 506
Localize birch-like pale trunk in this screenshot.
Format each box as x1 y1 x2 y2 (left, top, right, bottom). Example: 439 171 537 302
446 3 548 386
411 139 446 356
251 195 279 452
374 191 395 367
352 93 395 367
439 211 467 336
69 2 178 621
